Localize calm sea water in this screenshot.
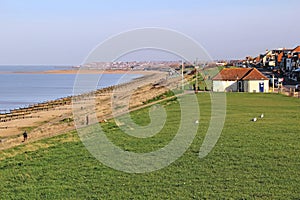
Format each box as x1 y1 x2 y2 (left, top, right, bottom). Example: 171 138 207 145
0 66 141 112
0 65 72 72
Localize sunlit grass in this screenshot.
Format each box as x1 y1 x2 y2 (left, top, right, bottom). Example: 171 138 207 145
0 93 299 199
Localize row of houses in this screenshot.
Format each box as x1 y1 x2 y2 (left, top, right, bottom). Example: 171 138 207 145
235 46 300 70
233 46 300 81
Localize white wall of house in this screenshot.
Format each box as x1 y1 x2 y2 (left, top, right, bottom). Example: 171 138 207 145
213 80 269 93
269 60 276 67
213 80 237 92
263 56 267 66
244 80 269 93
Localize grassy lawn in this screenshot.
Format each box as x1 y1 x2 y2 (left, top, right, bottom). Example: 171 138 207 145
0 93 299 199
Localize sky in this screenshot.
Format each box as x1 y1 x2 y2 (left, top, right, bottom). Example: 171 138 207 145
0 0 299 65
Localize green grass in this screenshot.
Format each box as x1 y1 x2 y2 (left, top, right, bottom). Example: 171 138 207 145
144 90 178 104
0 93 300 199
188 70 215 91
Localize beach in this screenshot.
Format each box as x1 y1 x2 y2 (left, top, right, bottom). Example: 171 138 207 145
0 69 155 75
0 69 154 113
0 69 181 151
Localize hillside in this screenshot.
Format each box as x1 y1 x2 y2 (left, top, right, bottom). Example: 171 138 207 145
1 93 300 199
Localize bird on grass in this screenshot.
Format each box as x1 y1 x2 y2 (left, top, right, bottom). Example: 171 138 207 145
251 117 257 122
260 113 264 118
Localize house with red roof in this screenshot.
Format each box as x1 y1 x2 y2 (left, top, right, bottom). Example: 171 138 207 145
212 68 269 92
272 46 300 71
291 46 300 70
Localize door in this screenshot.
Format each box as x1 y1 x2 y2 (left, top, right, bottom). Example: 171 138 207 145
238 81 243 92
259 82 264 92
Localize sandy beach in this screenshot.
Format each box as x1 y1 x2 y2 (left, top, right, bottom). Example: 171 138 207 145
0 70 182 151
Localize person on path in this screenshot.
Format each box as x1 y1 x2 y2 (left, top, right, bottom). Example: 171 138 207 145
23 131 28 142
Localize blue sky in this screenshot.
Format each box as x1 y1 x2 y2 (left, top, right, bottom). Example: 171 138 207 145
0 0 299 64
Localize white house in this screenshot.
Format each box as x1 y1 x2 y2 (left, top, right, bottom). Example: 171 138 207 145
212 68 269 93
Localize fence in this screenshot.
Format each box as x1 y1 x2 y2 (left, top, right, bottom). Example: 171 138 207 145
275 87 300 98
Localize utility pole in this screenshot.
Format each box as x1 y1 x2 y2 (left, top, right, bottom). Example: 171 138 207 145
272 74 275 93
195 65 199 94
181 60 184 91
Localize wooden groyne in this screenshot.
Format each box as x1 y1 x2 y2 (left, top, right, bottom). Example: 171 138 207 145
0 97 71 122
0 73 166 123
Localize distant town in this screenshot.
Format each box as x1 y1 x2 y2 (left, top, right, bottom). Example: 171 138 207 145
227 45 300 82
76 45 300 86
212 45 300 94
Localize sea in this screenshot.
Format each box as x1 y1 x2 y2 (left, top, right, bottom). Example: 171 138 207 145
0 66 142 113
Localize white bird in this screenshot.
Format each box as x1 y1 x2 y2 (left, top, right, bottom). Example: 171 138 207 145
260 114 264 118
252 117 257 122
195 120 199 124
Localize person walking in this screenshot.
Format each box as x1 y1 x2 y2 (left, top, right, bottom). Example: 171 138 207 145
23 131 28 142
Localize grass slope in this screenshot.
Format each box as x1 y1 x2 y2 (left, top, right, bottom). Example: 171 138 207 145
0 93 299 199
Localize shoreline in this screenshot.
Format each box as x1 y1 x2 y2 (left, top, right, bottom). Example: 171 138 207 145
0 69 164 113
0 72 156 114
0 69 154 75
0 71 174 150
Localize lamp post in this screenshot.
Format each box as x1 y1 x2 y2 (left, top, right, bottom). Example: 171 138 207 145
195 65 199 93
272 74 275 93
181 60 184 91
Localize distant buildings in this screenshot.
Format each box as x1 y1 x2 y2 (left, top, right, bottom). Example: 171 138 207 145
231 45 300 81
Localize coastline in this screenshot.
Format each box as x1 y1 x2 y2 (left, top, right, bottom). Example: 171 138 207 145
0 69 159 113
0 71 175 150
0 69 154 75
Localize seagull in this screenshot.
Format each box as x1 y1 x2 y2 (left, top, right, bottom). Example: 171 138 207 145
252 117 257 122
195 120 199 124
260 114 264 118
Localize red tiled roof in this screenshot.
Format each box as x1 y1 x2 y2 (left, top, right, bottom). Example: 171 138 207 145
212 68 251 81
212 68 268 81
293 46 300 53
242 68 269 80
277 52 283 63
255 56 261 62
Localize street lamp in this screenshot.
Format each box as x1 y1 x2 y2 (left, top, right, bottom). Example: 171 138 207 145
195 65 199 93
181 60 184 91
272 74 275 92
